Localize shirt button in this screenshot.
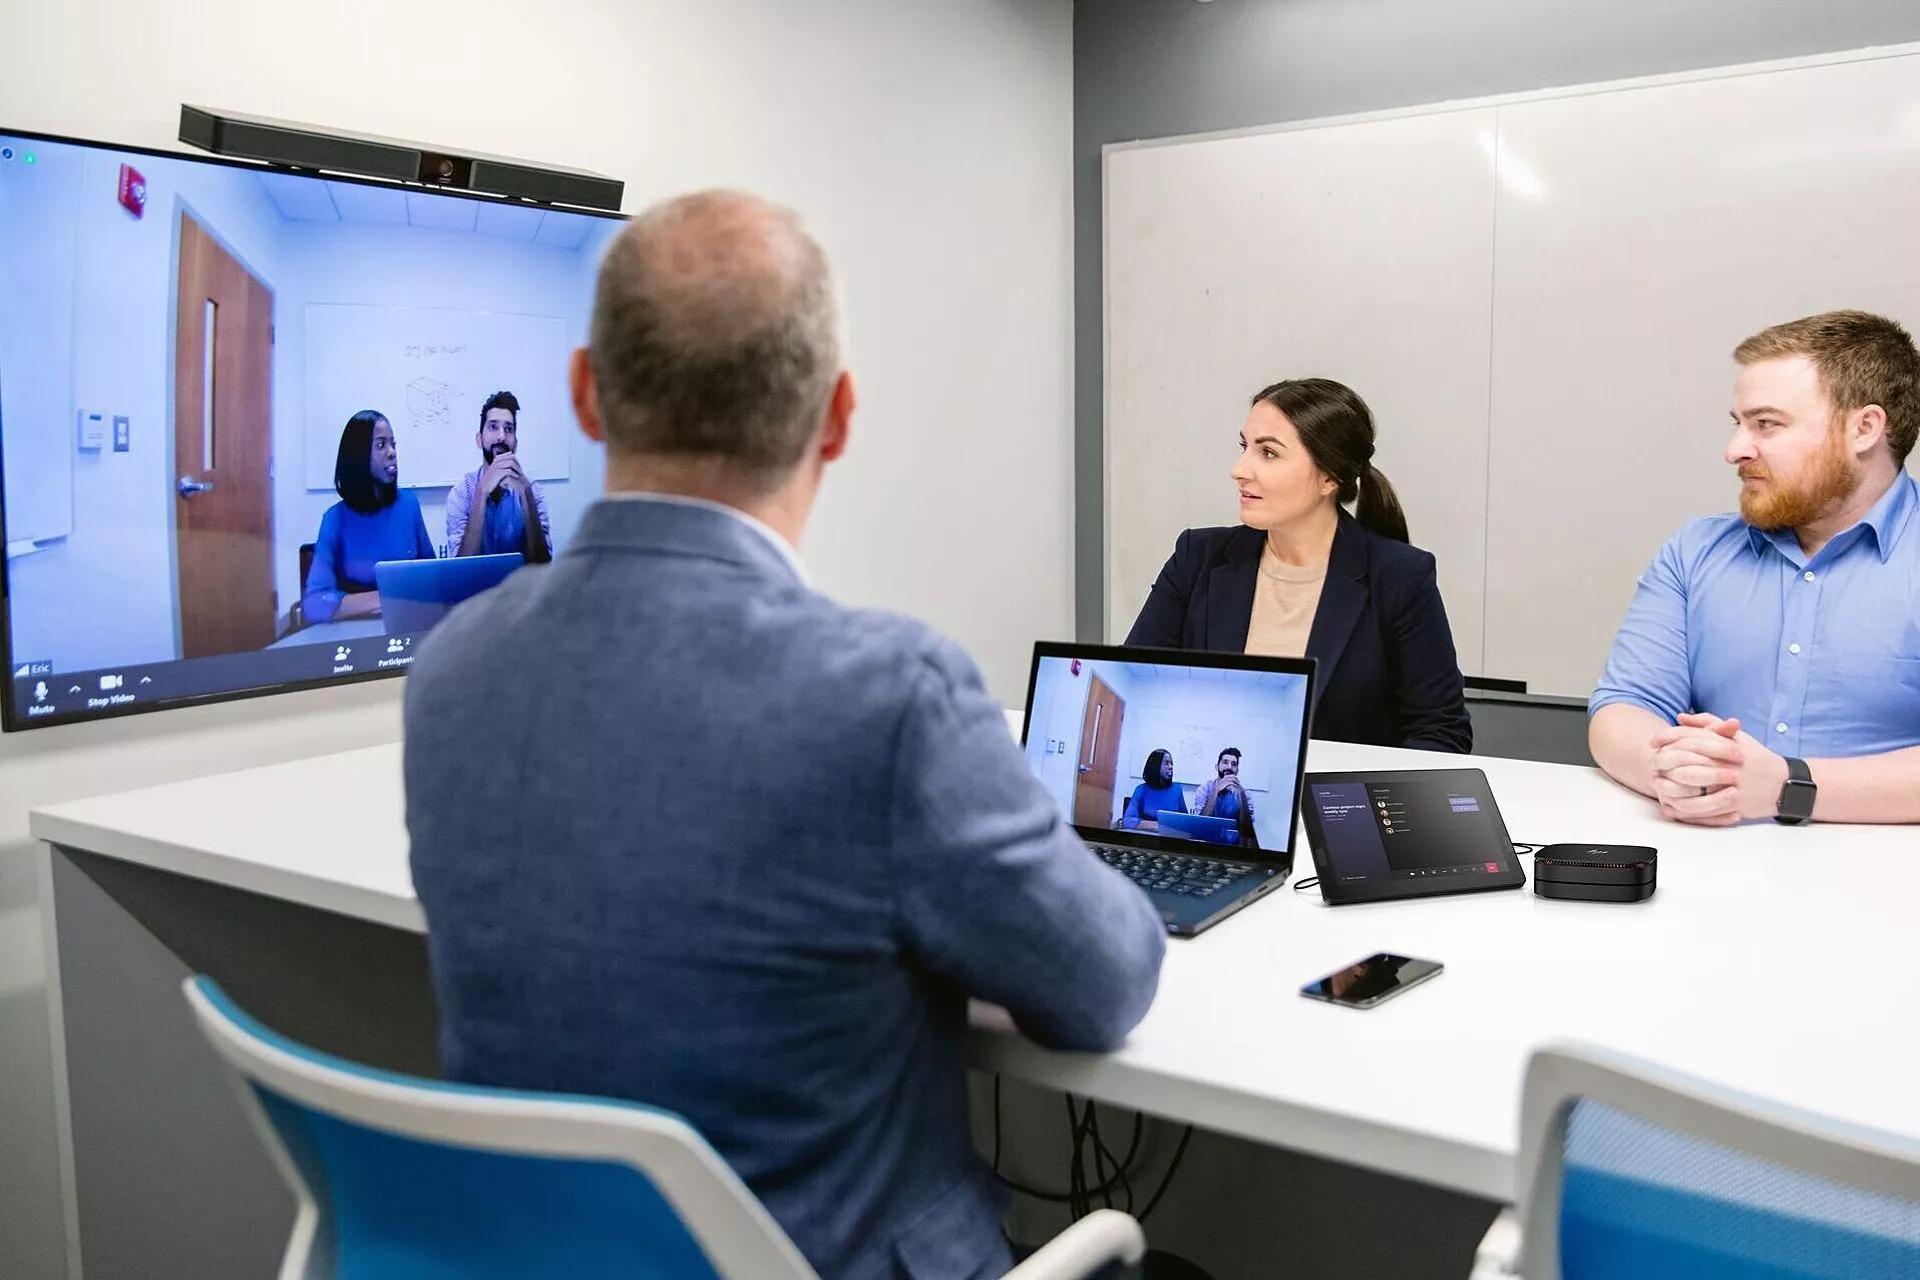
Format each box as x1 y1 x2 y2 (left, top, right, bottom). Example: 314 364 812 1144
1803 571 1816 582
1788 643 1801 655
1776 722 1789 734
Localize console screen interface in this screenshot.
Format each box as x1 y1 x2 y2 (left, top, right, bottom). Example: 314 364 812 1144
1308 774 1513 891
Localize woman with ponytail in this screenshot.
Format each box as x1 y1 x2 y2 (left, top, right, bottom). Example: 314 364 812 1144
1126 378 1471 752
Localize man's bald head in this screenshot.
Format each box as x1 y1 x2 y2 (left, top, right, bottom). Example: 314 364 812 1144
587 190 841 491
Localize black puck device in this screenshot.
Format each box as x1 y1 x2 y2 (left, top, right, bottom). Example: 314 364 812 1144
1532 844 1657 903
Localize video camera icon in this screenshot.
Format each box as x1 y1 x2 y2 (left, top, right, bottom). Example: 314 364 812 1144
99 674 124 691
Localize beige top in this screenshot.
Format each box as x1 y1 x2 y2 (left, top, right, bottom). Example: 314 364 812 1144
1244 542 1327 658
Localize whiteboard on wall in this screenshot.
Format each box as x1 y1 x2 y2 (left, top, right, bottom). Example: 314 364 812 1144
1106 108 1498 672
1482 51 1920 694
1106 44 1920 697
301 304 573 491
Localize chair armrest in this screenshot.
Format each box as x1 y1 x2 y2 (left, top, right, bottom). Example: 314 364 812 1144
1003 1210 1146 1280
1469 1208 1521 1279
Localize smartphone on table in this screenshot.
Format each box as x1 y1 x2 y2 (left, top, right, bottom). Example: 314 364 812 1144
1300 952 1442 1009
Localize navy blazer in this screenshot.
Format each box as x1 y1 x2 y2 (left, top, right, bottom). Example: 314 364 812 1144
406 497 1165 1280
1125 515 1472 753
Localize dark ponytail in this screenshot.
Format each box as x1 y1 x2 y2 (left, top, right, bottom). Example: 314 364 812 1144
1355 464 1408 543
1249 378 1410 543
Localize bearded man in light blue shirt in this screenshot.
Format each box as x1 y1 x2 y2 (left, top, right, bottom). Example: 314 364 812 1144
1590 310 1920 826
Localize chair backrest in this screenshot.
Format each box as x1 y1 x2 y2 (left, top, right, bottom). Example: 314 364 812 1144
182 976 819 1280
299 542 316 595
1513 1043 1920 1279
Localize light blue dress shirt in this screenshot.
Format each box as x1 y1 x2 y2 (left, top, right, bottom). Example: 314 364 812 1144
1590 470 1920 759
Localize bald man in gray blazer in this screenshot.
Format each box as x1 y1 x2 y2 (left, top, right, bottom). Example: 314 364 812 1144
405 190 1164 1280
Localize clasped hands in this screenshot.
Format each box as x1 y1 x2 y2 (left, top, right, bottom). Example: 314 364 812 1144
1646 712 1790 826
482 451 529 499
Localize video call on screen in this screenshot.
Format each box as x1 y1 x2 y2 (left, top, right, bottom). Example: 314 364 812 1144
1310 777 1508 884
1 132 622 728
1023 655 1309 855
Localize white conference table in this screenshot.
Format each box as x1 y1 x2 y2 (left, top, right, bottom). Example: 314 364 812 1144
29 729 1920 1209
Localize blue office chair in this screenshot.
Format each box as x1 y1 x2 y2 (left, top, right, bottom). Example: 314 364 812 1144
182 976 1146 1280
1472 1042 1920 1279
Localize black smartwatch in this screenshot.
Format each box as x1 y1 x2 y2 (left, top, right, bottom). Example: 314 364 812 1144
1775 757 1815 825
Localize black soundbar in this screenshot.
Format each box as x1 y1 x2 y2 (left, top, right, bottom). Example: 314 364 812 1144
179 105 623 212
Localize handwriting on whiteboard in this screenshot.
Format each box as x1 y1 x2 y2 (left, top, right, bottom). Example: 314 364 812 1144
402 344 469 359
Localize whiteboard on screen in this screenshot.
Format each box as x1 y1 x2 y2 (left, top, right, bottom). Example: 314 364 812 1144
1105 44 1920 697
1113 677 1304 796
301 304 573 491
1171 720 1275 794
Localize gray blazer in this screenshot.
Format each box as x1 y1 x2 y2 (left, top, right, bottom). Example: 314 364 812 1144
405 496 1165 1280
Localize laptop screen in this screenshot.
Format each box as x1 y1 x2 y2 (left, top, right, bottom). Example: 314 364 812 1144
1022 649 1311 857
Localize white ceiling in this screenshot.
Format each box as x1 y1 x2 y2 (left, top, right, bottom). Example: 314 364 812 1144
255 173 591 249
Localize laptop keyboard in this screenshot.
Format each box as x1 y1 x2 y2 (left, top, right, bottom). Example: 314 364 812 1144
1090 844 1254 898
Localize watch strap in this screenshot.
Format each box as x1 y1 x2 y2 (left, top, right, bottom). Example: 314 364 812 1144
1776 756 1815 824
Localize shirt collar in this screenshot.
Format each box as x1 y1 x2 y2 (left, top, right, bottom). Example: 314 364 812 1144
1859 469 1918 562
1745 469 1917 565
601 490 810 585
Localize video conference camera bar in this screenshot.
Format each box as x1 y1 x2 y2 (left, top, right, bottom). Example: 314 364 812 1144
179 104 623 212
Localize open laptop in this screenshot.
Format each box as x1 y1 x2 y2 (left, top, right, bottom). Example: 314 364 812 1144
374 553 524 635
1020 642 1316 937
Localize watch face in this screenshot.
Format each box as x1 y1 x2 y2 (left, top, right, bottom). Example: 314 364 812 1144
1779 777 1817 822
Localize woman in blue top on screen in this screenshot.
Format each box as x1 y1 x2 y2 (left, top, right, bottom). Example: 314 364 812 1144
301 410 435 624
1126 379 1471 752
1120 748 1187 830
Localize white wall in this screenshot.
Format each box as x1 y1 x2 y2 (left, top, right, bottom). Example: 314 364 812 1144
0 136 80 548
4 146 286 671
0 3 1073 1276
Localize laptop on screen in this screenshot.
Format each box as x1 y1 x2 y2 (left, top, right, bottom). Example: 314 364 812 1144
1019 642 1316 937
374 553 524 635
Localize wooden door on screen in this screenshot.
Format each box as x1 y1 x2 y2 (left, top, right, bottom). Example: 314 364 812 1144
173 211 276 658
1073 676 1126 828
